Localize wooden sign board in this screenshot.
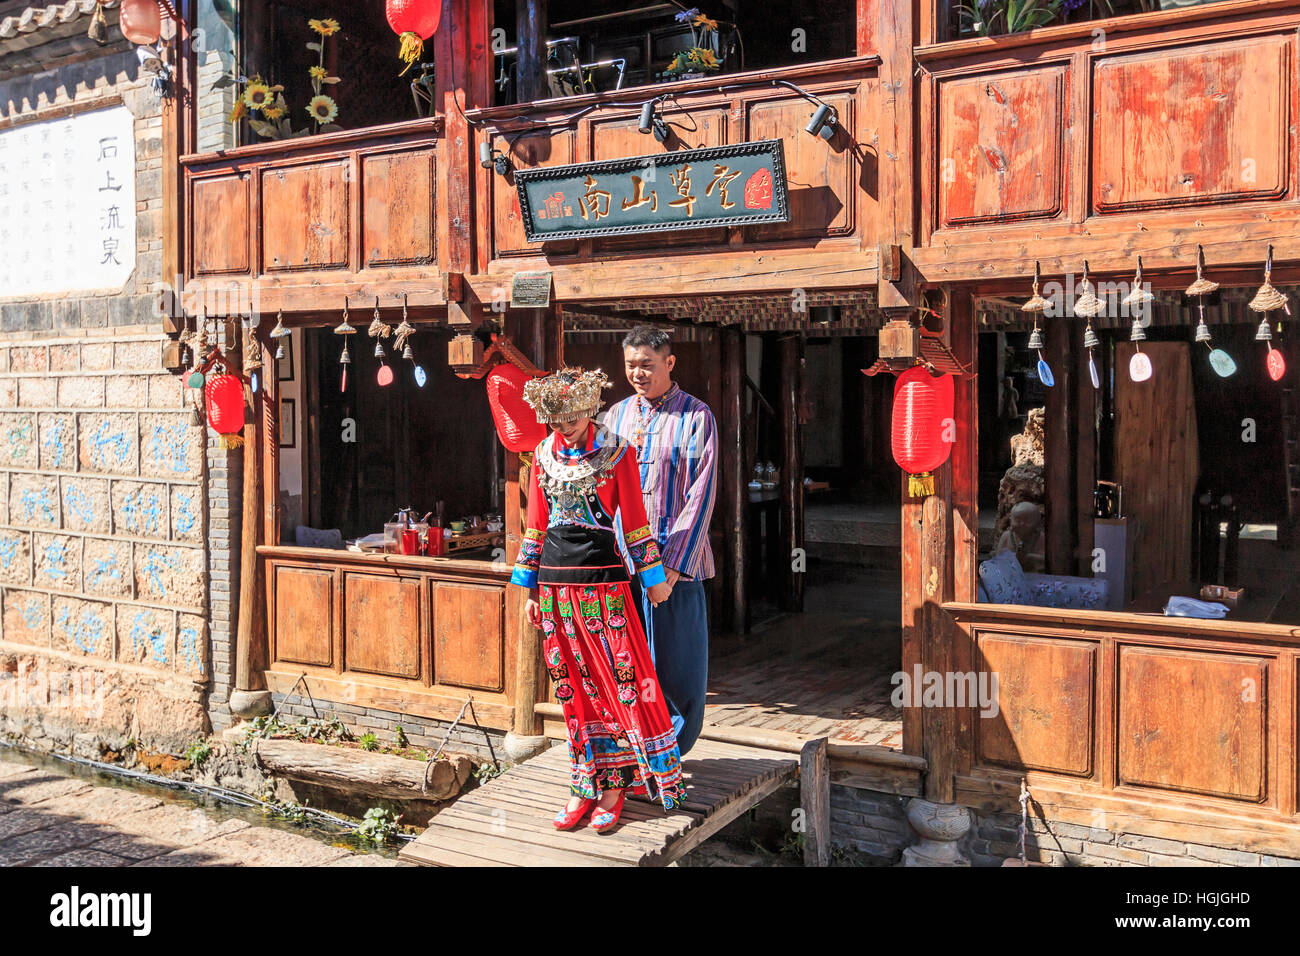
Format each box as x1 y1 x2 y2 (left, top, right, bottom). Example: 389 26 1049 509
515 139 790 242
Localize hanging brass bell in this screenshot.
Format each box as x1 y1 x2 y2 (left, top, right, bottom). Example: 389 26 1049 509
1195 320 1211 343
402 343 414 362
374 341 386 359
340 342 351 365
1130 319 1147 342
275 341 286 360
1256 318 1273 342
1083 326 1099 349
1028 327 1044 351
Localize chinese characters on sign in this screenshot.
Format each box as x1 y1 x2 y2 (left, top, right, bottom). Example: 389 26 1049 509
0 106 136 297
515 140 789 242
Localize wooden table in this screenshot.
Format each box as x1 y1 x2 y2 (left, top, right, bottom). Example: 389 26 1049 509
1126 581 1281 624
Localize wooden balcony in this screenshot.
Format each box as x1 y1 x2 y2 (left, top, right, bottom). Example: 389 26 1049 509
463 56 885 303
179 117 453 316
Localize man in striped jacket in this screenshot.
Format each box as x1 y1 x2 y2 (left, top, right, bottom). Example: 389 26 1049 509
603 326 718 755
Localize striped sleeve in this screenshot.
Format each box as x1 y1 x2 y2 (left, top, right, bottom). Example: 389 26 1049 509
661 405 718 579
509 459 547 589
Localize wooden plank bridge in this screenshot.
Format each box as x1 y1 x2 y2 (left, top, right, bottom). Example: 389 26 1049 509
399 738 802 866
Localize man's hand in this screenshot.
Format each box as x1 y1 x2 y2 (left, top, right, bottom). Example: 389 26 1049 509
664 568 682 593
646 581 672 606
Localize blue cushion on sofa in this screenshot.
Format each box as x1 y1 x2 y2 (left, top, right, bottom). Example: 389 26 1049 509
978 549 1032 605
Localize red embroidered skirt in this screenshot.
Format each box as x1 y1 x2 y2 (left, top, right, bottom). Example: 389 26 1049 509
539 582 686 810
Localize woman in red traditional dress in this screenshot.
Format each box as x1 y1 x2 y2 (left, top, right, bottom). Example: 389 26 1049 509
510 368 686 833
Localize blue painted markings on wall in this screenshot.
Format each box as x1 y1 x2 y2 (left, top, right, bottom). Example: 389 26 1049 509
130 610 167 664
0 534 19 570
87 554 121 589
42 419 68 468
56 604 105 655
41 539 69 581
64 485 96 524
88 420 132 469
20 488 56 524
150 422 191 474
141 549 179 598
122 488 163 536
21 598 42 630
178 626 204 676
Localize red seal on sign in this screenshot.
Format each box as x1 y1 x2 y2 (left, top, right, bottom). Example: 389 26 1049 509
744 167 773 209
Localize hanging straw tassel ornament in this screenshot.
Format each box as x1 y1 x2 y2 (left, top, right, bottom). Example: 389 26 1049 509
1021 261 1049 314
367 296 392 340
393 294 416 352
88 1 109 44
1249 245 1288 314
1121 255 1155 316
1185 244 1219 297
1073 261 1103 318
335 297 356 392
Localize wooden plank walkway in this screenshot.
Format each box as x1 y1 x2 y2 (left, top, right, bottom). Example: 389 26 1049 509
399 738 798 867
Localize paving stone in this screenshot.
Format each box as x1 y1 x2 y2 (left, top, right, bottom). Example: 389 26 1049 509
0 820 116 866
27 785 163 824
0 761 38 782
33 847 132 867
2 773 93 805
0 808 61 840
323 853 406 867
139 825 352 867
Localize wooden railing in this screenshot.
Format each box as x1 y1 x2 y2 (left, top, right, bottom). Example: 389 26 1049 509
944 602 1300 855
257 545 518 731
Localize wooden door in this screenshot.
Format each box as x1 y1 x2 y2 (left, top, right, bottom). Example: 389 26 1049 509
1114 341 1200 598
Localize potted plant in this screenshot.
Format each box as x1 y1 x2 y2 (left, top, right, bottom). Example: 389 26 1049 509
228 16 343 140
663 7 723 79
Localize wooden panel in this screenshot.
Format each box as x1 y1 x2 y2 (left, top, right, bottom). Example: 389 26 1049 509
938 67 1065 227
590 110 729 249
746 93 857 239
491 129 575 257
1114 342 1199 597
1118 647 1268 802
343 572 422 679
1092 36 1291 213
362 149 436 267
433 582 504 692
261 160 350 271
975 633 1095 776
191 174 250 275
273 566 333 667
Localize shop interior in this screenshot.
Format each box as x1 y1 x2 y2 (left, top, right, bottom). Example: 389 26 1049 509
974 284 1300 626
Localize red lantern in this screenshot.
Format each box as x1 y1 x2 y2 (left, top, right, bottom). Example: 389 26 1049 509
120 0 163 45
486 363 547 453
891 366 954 498
386 0 441 73
205 372 246 449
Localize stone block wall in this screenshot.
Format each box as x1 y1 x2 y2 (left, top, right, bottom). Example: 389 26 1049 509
0 332 217 752
0 51 239 754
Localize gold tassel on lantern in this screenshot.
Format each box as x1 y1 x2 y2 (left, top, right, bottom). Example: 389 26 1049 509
398 32 424 75
908 472 935 498
219 434 245 450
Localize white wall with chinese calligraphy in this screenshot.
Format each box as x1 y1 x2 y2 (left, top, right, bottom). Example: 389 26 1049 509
0 106 137 299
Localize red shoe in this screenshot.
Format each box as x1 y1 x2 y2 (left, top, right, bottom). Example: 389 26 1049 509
590 791 626 833
553 798 594 830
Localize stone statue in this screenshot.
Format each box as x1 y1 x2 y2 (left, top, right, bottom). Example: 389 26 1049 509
995 501 1046 574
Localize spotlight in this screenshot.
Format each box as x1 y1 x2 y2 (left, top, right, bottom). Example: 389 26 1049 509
479 142 511 176
638 98 670 143
805 102 837 141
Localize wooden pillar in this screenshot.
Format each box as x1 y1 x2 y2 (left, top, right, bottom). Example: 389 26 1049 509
1044 320 1075 574
921 476 955 803
779 333 805 612
515 0 548 104
950 292 978 602
875 0 918 313
721 327 749 634
234 328 267 698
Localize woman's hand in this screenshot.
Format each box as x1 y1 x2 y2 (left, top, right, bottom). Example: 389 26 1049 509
526 590 542 627
646 581 672 606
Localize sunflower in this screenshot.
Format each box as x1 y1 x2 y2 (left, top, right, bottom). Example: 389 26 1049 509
306 94 338 125
696 47 720 67
227 99 247 123
263 105 286 121
308 18 340 36
242 79 272 111
693 14 719 31
309 65 327 81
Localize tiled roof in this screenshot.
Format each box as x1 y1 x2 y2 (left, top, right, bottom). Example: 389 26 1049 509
0 1 116 43
0 1 126 78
